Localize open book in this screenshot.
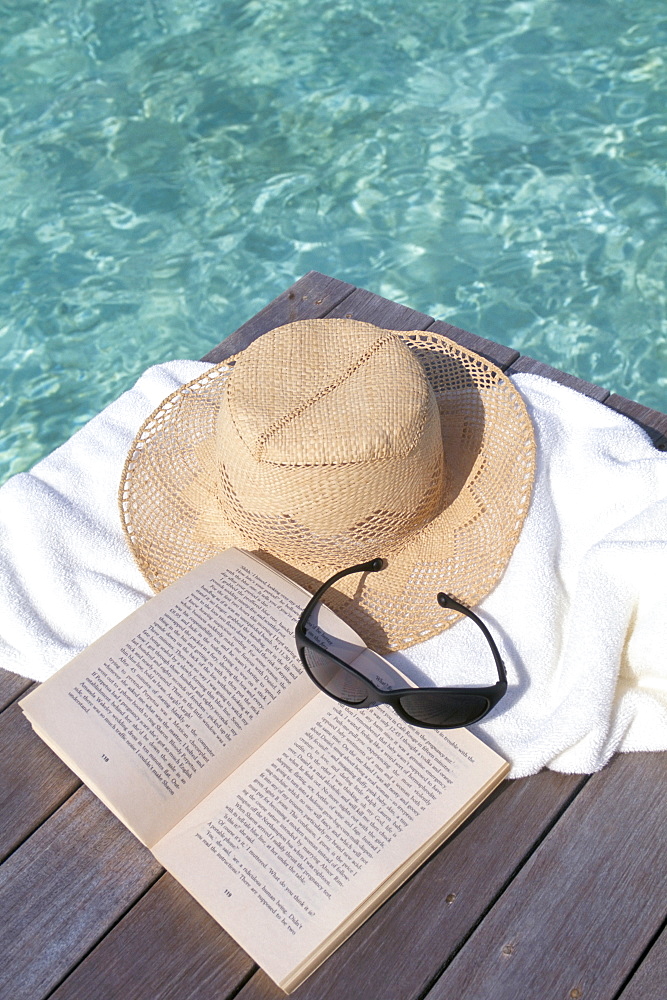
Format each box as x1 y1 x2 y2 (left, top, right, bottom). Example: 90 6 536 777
21 547 509 993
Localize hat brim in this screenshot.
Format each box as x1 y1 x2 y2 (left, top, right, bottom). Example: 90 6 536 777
120 324 535 653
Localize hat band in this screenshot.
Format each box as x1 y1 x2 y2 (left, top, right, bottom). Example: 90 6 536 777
213 457 445 569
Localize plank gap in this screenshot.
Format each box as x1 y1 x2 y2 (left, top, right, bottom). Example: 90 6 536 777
43 868 166 1000
414 772 592 1000
420 752 667 1000
224 965 262 1000
611 916 667 1000
0 781 82 867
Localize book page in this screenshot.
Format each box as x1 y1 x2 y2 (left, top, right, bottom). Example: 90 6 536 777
154 696 508 991
21 548 321 846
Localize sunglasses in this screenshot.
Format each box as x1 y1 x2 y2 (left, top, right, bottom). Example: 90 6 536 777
295 558 507 729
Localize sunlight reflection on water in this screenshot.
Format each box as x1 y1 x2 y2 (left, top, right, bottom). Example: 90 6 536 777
1 0 666 481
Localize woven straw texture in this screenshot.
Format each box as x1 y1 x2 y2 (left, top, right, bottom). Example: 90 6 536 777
120 319 535 653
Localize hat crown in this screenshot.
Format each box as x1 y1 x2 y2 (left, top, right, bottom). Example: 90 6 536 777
226 326 433 466
215 321 446 566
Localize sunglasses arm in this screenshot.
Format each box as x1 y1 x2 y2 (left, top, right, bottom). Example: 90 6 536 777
296 558 385 638
437 593 507 686
296 566 506 691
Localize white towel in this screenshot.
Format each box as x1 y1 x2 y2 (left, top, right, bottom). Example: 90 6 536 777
1 362 666 777
390 375 667 776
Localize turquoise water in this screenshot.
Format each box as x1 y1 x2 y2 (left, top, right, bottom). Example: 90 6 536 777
2 0 667 483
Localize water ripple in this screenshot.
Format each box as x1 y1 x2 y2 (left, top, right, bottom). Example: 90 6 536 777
1 0 666 482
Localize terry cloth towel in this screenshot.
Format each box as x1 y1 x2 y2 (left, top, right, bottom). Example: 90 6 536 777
1 362 666 778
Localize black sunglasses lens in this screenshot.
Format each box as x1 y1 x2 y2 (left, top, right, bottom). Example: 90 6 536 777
398 691 490 727
302 647 370 705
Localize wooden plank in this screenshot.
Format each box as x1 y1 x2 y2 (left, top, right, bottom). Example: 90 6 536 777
429 319 520 371
0 787 162 1000
0 701 80 863
505 354 610 402
200 272 355 363
0 667 33 712
233 770 586 1000
50 873 255 1000
325 286 434 330
617 925 667 1000
422 751 667 1000
605 392 667 450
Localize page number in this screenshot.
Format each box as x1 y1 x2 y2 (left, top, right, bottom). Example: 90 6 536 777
101 754 110 762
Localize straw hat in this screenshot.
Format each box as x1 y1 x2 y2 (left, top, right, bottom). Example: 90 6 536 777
120 319 535 653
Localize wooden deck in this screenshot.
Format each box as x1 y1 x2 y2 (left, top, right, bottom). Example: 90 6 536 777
1 271 666 1000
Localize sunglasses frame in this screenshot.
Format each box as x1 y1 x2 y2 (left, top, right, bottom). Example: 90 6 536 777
295 558 507 729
